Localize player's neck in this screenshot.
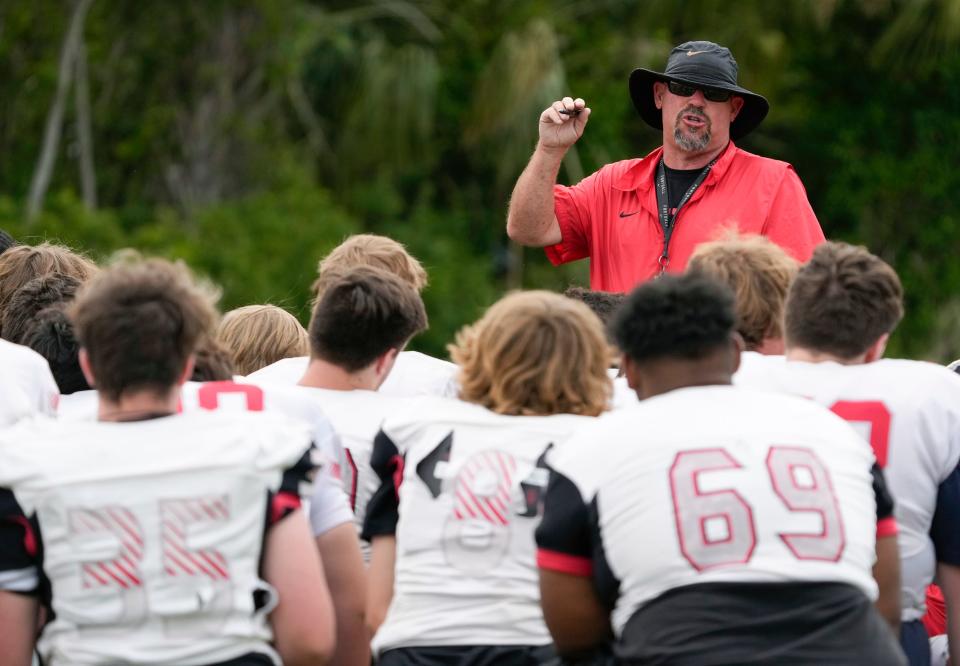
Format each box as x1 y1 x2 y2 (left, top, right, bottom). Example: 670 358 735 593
785 348 867 365
661 140 727 170
640 372 732 400
98 387 180 422
298 358 379 392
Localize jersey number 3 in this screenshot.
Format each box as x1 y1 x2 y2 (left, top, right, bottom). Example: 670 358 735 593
669 446 845 571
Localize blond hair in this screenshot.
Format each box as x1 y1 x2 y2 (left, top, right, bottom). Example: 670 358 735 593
687 234 799 350
311 234 427 304
450 291 611 416
216 304 309 375
0 242 98 335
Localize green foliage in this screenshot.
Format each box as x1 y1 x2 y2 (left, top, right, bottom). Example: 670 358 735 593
3 0 960 360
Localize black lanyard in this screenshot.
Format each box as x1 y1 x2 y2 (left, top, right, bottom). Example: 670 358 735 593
654 158 716 275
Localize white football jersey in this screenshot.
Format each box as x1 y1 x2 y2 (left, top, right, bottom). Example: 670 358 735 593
56 388 97 421
53 381 356 538
0 338 59 420
246 351 460 398
292 387 411 557
178 380 355 538
540 386 882 637
608 370 639 410
0 410 315 665
735 355 960 621
367 398 593 653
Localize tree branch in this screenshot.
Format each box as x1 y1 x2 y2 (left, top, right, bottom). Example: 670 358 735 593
26 0 94 222
75 33 97 210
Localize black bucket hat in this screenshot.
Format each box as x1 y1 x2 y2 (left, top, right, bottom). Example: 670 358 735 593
629 40 769 140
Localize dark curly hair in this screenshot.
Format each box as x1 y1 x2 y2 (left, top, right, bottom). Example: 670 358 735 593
3 273 82 344
22 305 89 394
611 274 736 363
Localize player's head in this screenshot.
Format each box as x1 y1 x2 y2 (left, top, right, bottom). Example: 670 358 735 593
562 286 625 326
0 229 18 255
308 266 427 387
2 273 82 344
69 258 218 403
611 273 739 399
22 305 89 394
784 242 903 363
311 234 427 307
450 291 611 416
216 304 308 375
687 234 798 354
0 242 98 335
191 336 235 382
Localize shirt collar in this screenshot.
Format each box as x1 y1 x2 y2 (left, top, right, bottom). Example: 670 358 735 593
612 141 738 193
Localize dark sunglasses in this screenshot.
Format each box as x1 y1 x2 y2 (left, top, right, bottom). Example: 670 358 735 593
668 80 733 103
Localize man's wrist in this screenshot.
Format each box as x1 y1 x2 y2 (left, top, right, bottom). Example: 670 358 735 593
534 141 569 165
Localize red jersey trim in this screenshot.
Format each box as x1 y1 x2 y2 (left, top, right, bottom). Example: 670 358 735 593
876 516 898 538
270 491 302 525
536 548 593 577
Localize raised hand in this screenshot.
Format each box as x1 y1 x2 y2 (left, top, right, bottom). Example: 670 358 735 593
538 97 590 150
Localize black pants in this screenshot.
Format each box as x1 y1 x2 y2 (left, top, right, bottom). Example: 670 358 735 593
899 619 931 666
379 644 556 666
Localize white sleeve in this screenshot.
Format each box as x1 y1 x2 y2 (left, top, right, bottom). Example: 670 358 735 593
309 465 355 537
23 353 59 416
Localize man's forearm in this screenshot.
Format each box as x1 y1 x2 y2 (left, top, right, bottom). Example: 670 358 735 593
506 143 566 247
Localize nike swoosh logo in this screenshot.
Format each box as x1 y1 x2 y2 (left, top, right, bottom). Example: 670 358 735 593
687 50 706 56
619 211 639 218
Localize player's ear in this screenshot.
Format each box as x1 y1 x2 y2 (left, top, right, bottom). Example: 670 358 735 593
728 332 744 375
178 354 196 386
373 347 401 388
78 348 97 388
863 333 890 364
622 355 643 396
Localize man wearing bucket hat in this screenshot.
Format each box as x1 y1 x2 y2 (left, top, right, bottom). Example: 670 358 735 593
506 40 825 291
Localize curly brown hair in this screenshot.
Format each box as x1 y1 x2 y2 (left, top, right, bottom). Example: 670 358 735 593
450 291 611 416
0 242 98 337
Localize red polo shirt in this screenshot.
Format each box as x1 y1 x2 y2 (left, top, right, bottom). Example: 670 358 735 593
544 142 825 292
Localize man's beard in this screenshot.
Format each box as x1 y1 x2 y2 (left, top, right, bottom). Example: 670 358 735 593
673 107 712 152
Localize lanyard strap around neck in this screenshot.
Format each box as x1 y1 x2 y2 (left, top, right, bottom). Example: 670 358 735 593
654 157 716 275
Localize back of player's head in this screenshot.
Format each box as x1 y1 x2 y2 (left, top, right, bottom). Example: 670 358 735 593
0 229 18 255
69 258 218 401
612 273 736 364
687 234 798 350
784 242 903 359
0 243 98 324
450 291 610 417
2 273 82 344
191 336 236 382
216 304 308 375
562 286 625 326
22 305 89 394
311 234 427 304
308 266 427 372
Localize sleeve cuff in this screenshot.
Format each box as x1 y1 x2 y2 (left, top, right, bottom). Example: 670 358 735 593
270 492 302 525
543 186 589 266
877 516 899 539
537 548 593 577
